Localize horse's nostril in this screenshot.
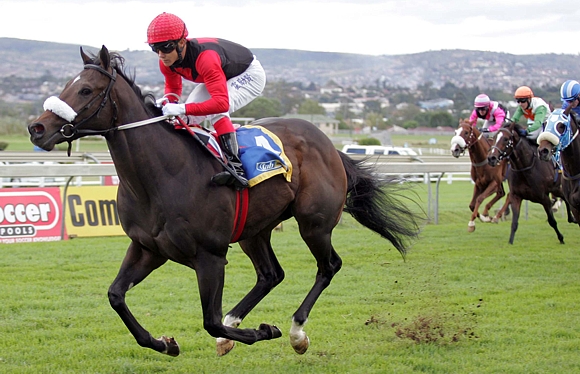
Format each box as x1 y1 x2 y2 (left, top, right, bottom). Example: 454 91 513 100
28 123 45 136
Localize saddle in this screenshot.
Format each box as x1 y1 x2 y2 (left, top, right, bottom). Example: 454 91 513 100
171 119 292 189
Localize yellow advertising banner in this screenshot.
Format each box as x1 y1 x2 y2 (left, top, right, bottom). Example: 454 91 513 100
62 186 124 237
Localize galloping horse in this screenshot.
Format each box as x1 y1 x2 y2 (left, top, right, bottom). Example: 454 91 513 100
27 46 420 357
538 109 580 225
487 121 570 244
450 119 508 232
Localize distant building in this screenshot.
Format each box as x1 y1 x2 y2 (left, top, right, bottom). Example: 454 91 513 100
281 114 339 135
418 98 454 110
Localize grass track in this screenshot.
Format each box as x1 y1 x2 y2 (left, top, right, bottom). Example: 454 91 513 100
1 181 580 373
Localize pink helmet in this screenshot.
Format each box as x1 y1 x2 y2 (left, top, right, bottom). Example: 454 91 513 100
473 94 490 108
147 13 188 44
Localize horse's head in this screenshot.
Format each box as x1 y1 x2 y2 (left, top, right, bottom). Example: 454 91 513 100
28 46 121 151
450 119 478 158
487 123 515 167
538 109 571 162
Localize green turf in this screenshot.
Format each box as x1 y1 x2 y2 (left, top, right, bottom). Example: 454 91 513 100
0 182 579 373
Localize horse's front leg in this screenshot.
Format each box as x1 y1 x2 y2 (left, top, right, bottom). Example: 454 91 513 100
541 198 565 244
481 182 505 220
468 185 482 232
470 182 497 226
492 192 510 223
107 242 176 355
195 249 282 355
508 195 523 244
217 232 285 356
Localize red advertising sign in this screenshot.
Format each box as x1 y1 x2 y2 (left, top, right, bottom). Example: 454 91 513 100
0 188 65 244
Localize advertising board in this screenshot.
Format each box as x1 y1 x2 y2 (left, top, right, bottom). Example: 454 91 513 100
63 186 124 237
0 188 65 244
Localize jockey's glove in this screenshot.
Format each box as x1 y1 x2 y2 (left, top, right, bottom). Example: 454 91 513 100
162 103 186 117
155 97 169 108
517 128 528 136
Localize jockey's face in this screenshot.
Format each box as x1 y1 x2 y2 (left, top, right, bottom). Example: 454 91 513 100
516 98 530 110
476 106 488 117
153 39 186 67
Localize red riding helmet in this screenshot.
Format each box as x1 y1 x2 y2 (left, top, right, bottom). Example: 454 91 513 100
147 13 188 44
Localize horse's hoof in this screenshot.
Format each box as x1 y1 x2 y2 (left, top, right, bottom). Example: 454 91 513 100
467 221 475 232
291 334 310 354
479 215 491 223
216 338 235 356
491 217 499 224
160 336 180 357
259 323 283 340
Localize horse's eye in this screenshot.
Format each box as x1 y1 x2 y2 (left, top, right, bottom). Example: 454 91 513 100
79 87 92 96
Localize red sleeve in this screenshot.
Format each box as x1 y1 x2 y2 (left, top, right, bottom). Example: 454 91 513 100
184 50 230 116
160 61 183 101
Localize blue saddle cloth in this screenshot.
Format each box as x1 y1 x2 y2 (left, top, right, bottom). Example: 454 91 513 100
237 125 293 187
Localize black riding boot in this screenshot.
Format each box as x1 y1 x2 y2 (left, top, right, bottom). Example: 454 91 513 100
212 132 248 187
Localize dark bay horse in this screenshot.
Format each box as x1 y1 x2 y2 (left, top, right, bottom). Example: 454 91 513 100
27 46 420 357
487 121 570 244
450 119 508 232
538 109 580 225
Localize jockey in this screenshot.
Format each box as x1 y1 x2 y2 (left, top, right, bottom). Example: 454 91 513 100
147 12 267 186
469 94 508 136
560 80 580 121
511 86 550 142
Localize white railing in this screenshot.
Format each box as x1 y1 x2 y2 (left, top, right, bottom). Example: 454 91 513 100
0 152 475 224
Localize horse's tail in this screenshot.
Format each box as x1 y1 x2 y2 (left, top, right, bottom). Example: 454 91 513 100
339 152 422 257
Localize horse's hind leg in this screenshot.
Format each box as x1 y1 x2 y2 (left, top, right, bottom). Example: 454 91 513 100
290 226 342 354
216 230 285 356
107 242 177 355
194 249 282 352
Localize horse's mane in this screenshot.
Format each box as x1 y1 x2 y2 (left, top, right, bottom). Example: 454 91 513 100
85 51 162 117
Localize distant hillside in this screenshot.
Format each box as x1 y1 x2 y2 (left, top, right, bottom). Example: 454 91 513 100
0 37 578 91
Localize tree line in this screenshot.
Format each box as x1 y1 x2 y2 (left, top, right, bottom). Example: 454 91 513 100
0 75 566 136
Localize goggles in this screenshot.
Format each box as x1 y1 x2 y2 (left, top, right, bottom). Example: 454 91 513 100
516 98 529 104
565 96 579 103
150 40 178 54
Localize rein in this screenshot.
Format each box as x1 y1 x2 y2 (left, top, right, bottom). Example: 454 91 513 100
496 128 536 173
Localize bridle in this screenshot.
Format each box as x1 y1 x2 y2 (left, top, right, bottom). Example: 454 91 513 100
490 127 539 172
489 127 514 163
44 63 170 154
59 64 118 139
457 125 488 166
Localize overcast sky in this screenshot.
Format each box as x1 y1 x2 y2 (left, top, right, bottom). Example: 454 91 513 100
2 0 578 56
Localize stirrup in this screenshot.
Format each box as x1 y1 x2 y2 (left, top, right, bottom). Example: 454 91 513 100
211 162 248 188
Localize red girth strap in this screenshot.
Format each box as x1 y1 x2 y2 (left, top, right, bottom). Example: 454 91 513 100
231 188 249 243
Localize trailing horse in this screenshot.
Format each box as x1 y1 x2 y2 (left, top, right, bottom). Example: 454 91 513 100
538 108 580 225
450 119 508 232
27 46 421 357
487 121 571 244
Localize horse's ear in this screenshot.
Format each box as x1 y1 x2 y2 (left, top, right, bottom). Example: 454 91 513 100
99 45 110 70
80 46 92 65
